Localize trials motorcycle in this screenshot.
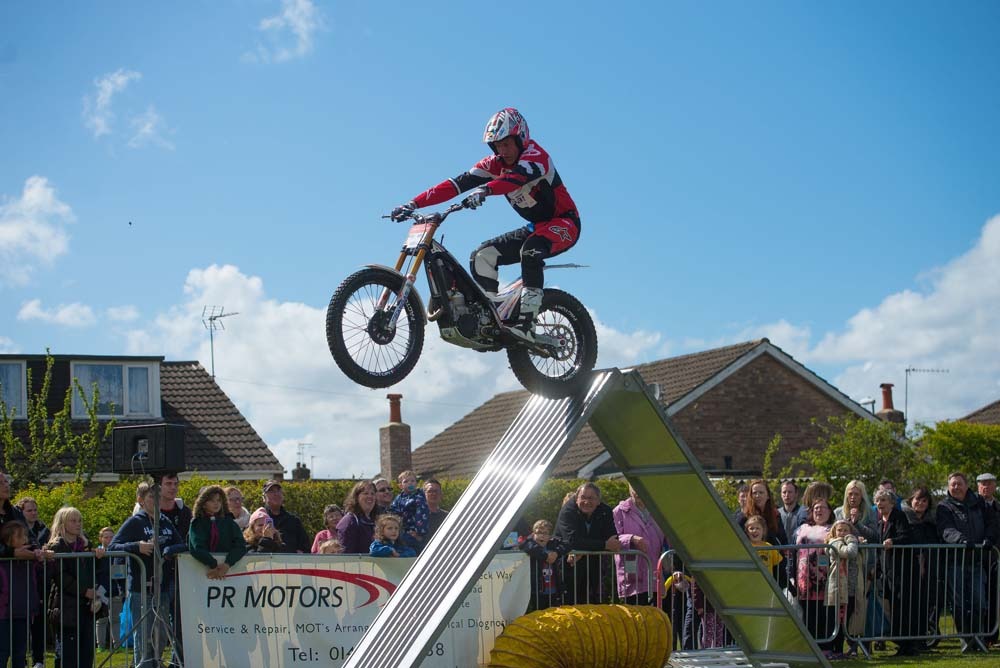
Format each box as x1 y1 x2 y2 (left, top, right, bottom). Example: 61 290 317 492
325 202 598 398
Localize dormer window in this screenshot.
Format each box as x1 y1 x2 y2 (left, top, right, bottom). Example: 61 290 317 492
70 361 161 418
0 361 26 419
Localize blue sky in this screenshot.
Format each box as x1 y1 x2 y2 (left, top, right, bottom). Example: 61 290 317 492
2 1 999 479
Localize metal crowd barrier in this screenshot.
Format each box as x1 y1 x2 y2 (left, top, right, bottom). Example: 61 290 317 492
525 548 657 611
655 542 1000 659
1 551 146 668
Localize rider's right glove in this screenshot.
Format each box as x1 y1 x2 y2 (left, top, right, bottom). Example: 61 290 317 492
462 186 491 210
390 201 417 222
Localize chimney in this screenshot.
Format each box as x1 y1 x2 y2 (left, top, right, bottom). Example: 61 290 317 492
876 383 904 424
379 394 411 479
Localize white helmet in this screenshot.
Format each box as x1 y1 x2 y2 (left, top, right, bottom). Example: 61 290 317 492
483 107 529 149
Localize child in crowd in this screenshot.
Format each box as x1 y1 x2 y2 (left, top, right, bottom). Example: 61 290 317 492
95 526 127 651
244 507 285 553
46 506 102 668
745 515 784 569
318 538 344 554
520 519 568 610
389 470 429 553
0 522 38 668
664 570 693 650
369 514 416 558
189 485 248 579
826 519 863 657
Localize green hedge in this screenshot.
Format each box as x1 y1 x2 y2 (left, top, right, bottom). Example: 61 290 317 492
14 476 640 541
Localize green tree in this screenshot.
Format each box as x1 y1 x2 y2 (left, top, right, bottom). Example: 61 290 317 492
0 351 114 489
914 420 1000 484
781 414 919 493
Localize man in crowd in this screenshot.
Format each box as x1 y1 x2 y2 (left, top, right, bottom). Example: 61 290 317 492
556 482 620 604
262 480 310 553
936 471 998 652
373 477 394 515
976 472 999 645
424 479 449 541
778 480 801 546
158 472 192 540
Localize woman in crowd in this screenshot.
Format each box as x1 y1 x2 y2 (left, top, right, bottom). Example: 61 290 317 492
189 485 247 579
735 480 788 546
225 486 251 529
612 485 665 606
835 480 878 544
903 486 939 648
372 477 394 516
244 507 284 553
337 481 378 554
311 504 344 554
15 497 49 668
873 487 917 656
796 498 836 656
47 506 104 668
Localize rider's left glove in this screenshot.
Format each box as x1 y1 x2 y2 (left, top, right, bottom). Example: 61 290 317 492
462 186 491 210
390 201 417 222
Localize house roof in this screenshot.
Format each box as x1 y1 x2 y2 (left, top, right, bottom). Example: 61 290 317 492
958 398 1000 425
412 340 764 479
157 361 282 475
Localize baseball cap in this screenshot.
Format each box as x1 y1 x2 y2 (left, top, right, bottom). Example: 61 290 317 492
976 473 996 483
262 480 283 493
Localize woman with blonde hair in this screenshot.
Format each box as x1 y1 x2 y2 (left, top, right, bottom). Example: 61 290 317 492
834 480 878 543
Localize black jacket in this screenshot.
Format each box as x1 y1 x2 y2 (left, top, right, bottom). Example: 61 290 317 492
555 498 617 551
266 506 310 554
937 490 998 546
0 501 26 559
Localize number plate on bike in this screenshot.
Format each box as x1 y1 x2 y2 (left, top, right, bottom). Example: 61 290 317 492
405 223 432 250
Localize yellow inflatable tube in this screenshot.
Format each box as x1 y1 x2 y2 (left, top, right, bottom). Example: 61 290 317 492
488 604 672 668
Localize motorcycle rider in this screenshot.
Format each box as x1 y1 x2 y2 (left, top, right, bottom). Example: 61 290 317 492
390 107 580 343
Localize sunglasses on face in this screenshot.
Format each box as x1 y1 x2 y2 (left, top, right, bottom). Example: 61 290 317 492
377 487 391 493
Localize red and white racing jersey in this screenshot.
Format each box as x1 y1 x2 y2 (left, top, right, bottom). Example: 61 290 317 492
412 140 580 227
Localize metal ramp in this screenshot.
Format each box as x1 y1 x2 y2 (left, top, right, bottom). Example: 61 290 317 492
344 368 827 668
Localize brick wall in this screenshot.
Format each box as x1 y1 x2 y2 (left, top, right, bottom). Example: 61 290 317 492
670 354 854 474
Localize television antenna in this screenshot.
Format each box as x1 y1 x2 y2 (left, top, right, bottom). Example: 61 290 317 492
904 366 949 427
202 306 239 378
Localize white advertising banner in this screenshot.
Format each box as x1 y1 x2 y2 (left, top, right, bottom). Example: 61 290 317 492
178 552 529 667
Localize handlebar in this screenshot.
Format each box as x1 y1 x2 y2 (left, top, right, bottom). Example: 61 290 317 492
382 202 467 224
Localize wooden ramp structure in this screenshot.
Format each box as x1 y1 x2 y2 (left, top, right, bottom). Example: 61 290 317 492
343 368 829 668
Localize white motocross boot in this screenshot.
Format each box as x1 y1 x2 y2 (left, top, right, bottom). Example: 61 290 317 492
506 287 542 344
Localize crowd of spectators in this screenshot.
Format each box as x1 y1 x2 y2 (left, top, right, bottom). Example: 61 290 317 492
3 463 999 665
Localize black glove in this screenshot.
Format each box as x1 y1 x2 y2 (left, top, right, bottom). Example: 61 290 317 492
462 186 490 210
390 201 416 222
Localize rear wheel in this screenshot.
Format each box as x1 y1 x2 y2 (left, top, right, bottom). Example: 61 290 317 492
326 268 425 388
507 289 597 398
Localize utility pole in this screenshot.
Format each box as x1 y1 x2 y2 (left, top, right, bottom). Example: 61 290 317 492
202 306 239 378
904 366 949 427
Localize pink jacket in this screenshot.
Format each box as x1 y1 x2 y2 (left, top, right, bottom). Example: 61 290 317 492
612 498 666 598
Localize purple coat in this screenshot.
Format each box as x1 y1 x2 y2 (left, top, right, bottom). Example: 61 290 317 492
612 497 666 598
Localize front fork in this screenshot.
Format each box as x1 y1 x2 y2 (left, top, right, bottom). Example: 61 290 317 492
377 248 428 331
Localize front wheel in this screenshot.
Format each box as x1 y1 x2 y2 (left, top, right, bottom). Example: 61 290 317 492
326 268 425 388
507 289 598 398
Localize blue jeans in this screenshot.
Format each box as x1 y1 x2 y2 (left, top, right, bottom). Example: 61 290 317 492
947 562 987 636
130 590 171 668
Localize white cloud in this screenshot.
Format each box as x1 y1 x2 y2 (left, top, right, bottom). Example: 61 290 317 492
0 337 16 354
0 176 74 286
124 264 612 478
17 299 97 327
244 0 323 63
106 305 140 322
127 105 174 150
746 214 1000 428
83 69 141 138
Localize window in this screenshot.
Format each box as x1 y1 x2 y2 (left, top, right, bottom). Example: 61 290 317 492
71 362 160 418
0 361 26 419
